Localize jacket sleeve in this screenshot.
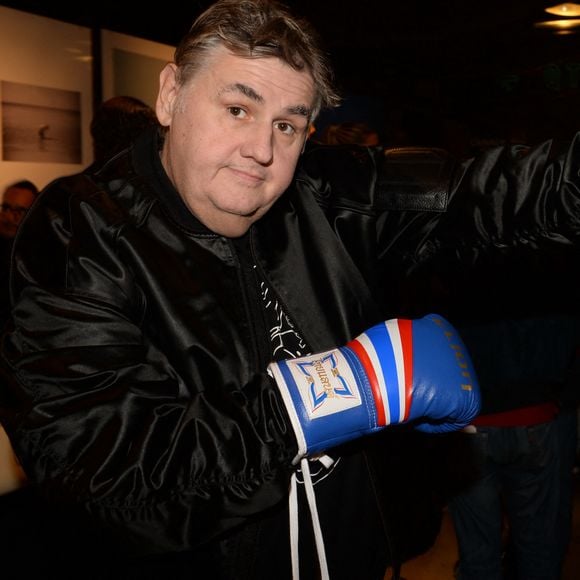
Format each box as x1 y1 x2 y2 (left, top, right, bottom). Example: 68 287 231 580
374 134 580 274
296 136 580 318
0 175 295 556
300 135 580 274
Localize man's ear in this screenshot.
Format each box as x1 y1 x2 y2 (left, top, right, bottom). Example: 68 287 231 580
156 63 179 127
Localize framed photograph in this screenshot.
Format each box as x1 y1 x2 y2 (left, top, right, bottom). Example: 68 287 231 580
101 29 175 110
2 80 82 165
0 6 92 193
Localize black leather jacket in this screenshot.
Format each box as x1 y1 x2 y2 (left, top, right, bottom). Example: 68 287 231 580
1 128 579 578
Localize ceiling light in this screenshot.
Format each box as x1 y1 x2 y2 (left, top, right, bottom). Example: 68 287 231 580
534 17 580 28
545 3 580 17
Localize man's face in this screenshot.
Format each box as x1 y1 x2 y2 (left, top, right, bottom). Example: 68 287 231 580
156 47 315 237
0 186 36 239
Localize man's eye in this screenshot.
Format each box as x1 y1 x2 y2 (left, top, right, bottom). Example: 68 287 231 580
275 122 296 135
228 106 246 118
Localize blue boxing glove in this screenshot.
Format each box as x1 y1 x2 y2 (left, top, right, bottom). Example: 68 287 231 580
267 313 480 462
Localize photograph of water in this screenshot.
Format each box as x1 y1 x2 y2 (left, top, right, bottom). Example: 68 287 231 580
1 80 81 164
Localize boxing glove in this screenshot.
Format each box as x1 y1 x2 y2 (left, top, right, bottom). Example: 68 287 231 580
268 313 480 461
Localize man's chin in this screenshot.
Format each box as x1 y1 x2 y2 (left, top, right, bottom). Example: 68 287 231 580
213 221 254 238
207 212 257 237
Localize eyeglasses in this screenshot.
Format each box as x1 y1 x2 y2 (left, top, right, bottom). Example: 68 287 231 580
0 203 29 217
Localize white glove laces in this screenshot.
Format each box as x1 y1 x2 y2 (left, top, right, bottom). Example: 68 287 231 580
289 454 335 580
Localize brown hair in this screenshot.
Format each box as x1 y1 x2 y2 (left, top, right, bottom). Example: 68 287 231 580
90 96 159 164
319 122 380 146
4 180 38 197
173 0 340 120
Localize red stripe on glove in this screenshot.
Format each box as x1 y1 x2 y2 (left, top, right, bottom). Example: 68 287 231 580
397 319 414 421
348 338 386 426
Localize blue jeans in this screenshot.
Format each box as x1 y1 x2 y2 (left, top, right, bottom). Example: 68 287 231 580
449 420 565 580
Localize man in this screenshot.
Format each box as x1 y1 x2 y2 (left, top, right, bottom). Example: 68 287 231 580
0 180 38 494
0 179 38 326
0 180 38 241
0 1 576 579
0 179 40 573
0 172 31 496
0 4 477 578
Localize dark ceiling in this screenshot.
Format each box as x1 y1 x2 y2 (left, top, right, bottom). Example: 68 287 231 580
2 0 579 149
0 1 564 76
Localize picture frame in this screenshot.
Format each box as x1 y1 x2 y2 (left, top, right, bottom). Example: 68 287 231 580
0 5 92 193
100 29 175 110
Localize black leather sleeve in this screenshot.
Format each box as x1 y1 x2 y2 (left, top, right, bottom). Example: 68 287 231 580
376 135 580 273
297 135 580 318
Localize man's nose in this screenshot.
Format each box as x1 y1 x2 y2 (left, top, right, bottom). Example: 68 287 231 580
240 123 274 165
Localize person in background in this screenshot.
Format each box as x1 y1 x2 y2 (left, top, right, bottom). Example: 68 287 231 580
0 103 157 579
0 179 38 239
0 178 44 576
450 316 579 580
0 179 38 327
394 244 580 579
317 120 380 146
89 95 159 167
0 179 38 497
0 0 579 578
